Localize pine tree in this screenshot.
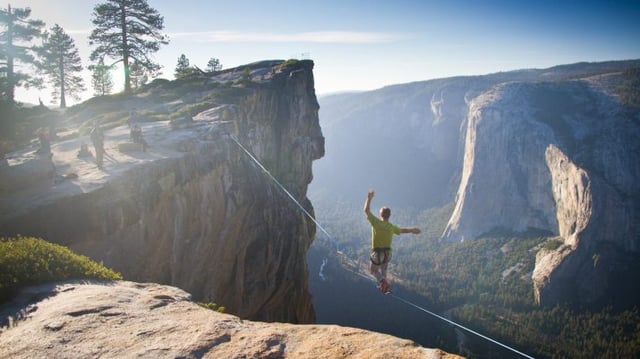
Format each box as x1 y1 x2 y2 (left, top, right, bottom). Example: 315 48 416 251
89 0 168 93
206 57 222 73
90 58 113 96
39 24 86 108
129 61 148 89
0 4 44 104
174 54 193 79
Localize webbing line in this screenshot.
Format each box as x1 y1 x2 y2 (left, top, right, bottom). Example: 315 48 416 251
229 135 535 359
391 295 535 358
346 266 533 358
229 135 335 245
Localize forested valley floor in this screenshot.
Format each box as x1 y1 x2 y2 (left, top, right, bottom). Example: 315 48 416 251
308 199 640 359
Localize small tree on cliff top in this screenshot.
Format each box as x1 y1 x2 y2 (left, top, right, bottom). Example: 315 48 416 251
89 0 168 93
206 57 222 73
129 61 149 88
174 54 195 79
90 58 114 96
0 4 44 105
39 24 86 108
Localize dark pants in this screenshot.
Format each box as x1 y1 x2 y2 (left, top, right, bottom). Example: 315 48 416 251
93 141 104 167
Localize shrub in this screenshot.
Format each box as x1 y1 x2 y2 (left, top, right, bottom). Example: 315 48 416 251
212 86 251 104
542 238 564 251
169 100 217 120
0 236 122 304
197 302 226 313
276 59 299 72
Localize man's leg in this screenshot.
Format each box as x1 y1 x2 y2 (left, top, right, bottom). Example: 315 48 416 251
371 263 390 293
380 262 388 282
370 261 384 282
379 251 392 293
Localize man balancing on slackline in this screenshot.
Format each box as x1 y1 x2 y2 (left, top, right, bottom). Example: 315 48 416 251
364 189 421 294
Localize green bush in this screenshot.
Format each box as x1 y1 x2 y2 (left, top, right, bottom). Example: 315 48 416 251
0 236 122 304
197 301 226 313
276 59 299 72
169 100 217 120
542 238 564 251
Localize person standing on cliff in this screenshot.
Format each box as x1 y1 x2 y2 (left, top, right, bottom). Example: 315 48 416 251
364 189 421 294
36 127 51 155
90 123 105 169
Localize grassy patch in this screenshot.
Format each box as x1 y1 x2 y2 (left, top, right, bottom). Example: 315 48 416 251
542 237 564 251
197 302 226 313
169 100 218 120
276 59 300 72
0 236 122 304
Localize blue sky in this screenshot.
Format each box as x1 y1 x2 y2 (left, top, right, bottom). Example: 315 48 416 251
8 0 640 105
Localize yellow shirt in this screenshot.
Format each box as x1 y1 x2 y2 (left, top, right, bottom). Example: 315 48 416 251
367 212 401 248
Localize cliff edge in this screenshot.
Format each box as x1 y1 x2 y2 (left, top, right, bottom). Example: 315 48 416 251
0 60 323 323
0 281 460 359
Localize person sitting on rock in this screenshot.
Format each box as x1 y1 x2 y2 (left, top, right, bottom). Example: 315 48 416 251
131 124 148 152
77 142 92 158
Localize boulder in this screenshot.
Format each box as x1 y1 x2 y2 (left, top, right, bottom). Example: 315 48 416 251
0 281 460 359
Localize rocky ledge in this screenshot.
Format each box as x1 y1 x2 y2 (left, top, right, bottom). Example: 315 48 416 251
1 60 324 323
0 281 460 359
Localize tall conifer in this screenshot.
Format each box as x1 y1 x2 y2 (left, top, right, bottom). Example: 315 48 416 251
89 0 168 93
40 24 86 108
0 4 44 104
174 54 192 79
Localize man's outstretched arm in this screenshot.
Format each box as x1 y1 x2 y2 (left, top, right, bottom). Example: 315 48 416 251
364 189 374 217
400 227 421 234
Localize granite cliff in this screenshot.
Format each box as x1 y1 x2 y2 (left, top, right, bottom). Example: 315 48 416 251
313 60 640 308
442 74 640 307
0 60 323 323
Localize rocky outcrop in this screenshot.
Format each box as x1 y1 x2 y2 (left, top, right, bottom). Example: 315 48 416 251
443 73 640 306
0 281 460 359
313 77 497 208
530 145 591 305
0 60 323 323
442 82 559 241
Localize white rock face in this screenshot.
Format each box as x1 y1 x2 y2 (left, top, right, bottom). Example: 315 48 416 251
443 83 558 241
531 145 591 304
0 281 460 359
545 144 591 244
443 74 640 306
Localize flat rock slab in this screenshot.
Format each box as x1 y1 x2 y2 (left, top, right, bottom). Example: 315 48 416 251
0 281 461 359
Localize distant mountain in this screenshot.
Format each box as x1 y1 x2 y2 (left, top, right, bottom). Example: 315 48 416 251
310 59 640 308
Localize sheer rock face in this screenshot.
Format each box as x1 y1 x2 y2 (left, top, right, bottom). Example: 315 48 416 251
0 60 323 323
443 83 559 241
0 281 461 359
443 75 640 306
